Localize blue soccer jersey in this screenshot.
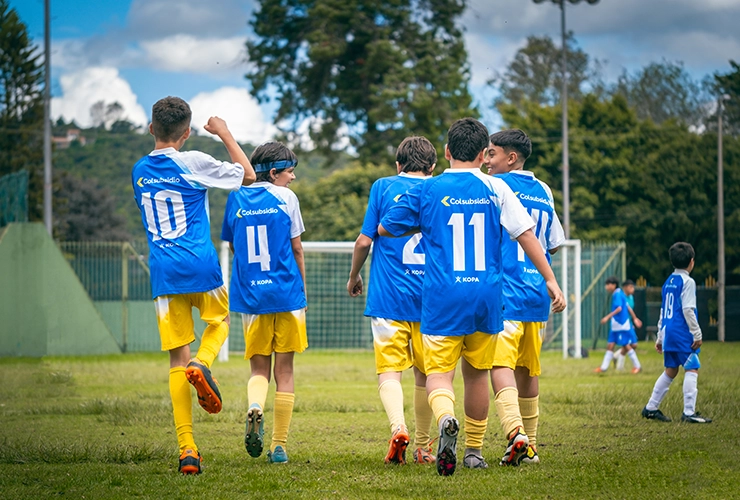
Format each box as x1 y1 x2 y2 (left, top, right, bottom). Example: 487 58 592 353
132 147 245 299
221 182 306 315
610 288 632 333
361 174 428 322
381 168 534 336
496 171 565 322
659 270 699 353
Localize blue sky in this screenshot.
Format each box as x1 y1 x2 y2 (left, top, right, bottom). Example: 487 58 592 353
11 0 740 144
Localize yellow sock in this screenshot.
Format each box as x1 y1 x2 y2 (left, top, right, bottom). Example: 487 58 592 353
248 375 269 410
169 367 196 453
414 385 433 448
271 392 295 452
378 379 406 432
195 320 229 368
494 386 524 439
428 388 455 427
519 396 539 447
464 415 488 450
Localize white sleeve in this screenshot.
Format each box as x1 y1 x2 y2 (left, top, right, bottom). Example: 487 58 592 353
683 308 702 341
284 189 305 239
178 151 245 190
656 310 664 345
681 277 697 310
540 181 565 250
495 178 535 239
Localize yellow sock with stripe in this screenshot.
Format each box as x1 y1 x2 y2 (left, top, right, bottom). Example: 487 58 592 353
169 367 196 453
494 386 524 439
378 379 406 431
271 392 295 452
413 385 433 448
248 375 269 410
428 388 456 427
194 320 229 368
463 415 488 450
519 396 539 447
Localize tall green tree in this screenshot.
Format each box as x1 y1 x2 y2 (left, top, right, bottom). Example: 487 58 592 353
0 0 44 220
246 0 475 166
714 60 740 136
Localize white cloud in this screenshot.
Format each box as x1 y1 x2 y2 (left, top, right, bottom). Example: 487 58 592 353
189 87 276 145
141 35 246 75
51 67 148 128
127 0 252 39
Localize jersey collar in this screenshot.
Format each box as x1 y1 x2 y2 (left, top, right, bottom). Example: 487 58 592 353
442 167 482 174
149 147 177 156
509 170 535 178
674 268 690 276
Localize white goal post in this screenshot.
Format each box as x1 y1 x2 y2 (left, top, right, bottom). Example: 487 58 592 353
559 239 582 359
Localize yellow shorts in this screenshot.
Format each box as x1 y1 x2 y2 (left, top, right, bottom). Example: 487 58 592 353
242 309 308 358
422 331 495 374
154 285 229 351
491 320 545 376
371 318 425 375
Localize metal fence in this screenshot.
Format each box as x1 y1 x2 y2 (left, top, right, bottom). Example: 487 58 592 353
0 170 29 228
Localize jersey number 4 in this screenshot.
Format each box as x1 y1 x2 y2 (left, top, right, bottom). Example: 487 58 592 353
247 225 271 271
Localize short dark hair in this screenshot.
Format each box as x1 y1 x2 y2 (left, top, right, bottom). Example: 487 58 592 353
447 118 489 162
669 242 695 269
151 96 191 142
251 141 298 183
396 136 436 174
489 129 532 162
622 279 635 287
605 276 620 286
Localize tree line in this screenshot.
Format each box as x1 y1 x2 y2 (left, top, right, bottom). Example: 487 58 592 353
1 0 739 287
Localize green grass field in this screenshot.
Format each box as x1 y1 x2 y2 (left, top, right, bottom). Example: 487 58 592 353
1 342 738 499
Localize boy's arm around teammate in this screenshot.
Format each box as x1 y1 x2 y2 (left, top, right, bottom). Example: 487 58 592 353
204 117 256 186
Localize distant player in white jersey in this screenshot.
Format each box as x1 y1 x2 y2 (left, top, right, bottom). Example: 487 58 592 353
595 277 642 374
642 242 712 423
485 129 565 466
221 141 308 464
347 136 437 466
379 118 566 476
132 96 256 474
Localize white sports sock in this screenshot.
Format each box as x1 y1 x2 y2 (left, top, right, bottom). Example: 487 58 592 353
683 372 698 416
646 372 674 411
627 349 641 369
616 351 626 370
600 350 614 371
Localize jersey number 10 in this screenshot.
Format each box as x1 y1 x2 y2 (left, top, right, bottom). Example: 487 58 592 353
141 190 187 241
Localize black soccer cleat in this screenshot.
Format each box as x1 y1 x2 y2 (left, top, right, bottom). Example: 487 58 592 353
642 407 671 422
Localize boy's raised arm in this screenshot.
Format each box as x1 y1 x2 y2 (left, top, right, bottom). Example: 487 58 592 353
204 116 256 186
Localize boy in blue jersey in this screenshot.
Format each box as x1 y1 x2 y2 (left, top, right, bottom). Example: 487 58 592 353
347 136 437 466
595 276 643 374
379 118 566 476
132 96 256 474
221 141 308 464
485 129 565 466
642 243 712 423
614 279 642 370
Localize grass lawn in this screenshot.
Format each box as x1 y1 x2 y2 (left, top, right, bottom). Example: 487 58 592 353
0 342 738 499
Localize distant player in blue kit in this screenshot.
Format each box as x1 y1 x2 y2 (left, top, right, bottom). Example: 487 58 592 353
347 136 437 466
614 279 642 370
379 118 566 476
642 242 712 423
485 129 565 466
221 141 307 464
595 276 642 374
132 96 256 474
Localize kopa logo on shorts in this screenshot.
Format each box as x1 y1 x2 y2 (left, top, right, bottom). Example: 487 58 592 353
137 176 181 187
236 207 279 218
441 195 491 207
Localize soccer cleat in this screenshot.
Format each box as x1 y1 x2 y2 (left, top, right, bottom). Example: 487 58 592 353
593 367 606 373
413 445 436 464
681 412 713 424
245 404 265 457
517 445 540 465
642 407 671 422
178 448 202 475
631 367 642 374
500 428 529 466
463 453 488 469
267 445 289 463
185 360 222 414
384 425 410 465
436 416 459 476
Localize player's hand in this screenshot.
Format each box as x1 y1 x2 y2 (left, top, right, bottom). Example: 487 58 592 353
634 318 643 329
691 339 702 350
600 316 609 325
546 279 566 313
347 275 363 297
204 116 229 136
655 342 663 354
